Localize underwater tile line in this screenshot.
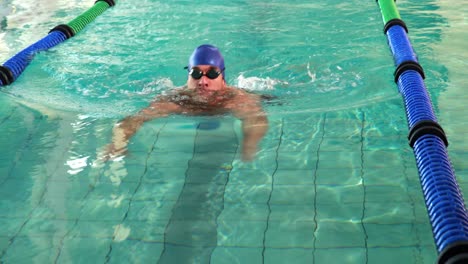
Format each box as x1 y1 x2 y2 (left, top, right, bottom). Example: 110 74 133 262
359 110 370 263
312 113 327 263
261 117 283 263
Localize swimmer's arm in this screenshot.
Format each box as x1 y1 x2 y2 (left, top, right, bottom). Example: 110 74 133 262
106 100 181 158
232 94 269 161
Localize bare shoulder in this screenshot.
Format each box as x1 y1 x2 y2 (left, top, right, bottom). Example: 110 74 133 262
225 87 265 118
228 86 262 105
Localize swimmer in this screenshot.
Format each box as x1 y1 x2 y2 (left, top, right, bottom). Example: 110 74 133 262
105 44 269 161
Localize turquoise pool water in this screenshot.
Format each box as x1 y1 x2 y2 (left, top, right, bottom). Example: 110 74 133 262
1 0 467 263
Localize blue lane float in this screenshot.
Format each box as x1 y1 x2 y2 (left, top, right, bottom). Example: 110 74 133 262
386 24 419 66
376 1 468 263
1 31 68 84
0 0 115 87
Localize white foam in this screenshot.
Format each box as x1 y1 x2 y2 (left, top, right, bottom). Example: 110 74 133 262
236 74 288 91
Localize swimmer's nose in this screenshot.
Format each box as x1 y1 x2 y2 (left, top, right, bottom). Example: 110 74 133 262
198 76 209 88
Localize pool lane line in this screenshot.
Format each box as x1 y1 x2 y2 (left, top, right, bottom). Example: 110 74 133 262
158 121 239 263
375 1 468 263
0 0 116 87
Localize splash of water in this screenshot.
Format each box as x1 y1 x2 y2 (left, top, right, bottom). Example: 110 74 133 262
236 74 288 91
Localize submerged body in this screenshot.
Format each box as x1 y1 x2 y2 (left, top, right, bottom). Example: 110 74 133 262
106 45 268 161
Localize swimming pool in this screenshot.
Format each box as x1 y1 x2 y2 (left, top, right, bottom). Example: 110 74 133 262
1 0 467 263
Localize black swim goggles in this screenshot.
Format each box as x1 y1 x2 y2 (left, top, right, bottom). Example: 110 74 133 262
188 67 224 80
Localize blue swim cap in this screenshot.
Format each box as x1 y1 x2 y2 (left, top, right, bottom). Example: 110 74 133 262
188 44 225 78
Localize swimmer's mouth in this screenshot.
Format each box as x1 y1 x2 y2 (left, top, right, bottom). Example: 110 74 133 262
197 87 214 93
194 88 214 98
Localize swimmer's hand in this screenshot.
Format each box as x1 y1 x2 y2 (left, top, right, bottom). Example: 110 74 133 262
98 123 131 161
241 143 258 162
99 131 129 161
100 143 128 161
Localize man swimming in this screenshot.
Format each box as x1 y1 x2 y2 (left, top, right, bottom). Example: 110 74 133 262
105 44 269 161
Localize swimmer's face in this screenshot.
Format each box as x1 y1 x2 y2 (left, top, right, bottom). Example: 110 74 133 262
187 65 226 93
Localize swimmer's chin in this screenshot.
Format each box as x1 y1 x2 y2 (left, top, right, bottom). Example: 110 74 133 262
194 89 218 101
